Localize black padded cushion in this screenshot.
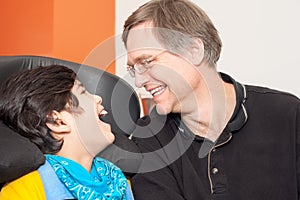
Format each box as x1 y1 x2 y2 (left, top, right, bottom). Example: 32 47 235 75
0 56 140 136
0 121 45 183
0 55 141 184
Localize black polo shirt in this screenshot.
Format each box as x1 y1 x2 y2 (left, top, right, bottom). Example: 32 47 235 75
131 73 300 200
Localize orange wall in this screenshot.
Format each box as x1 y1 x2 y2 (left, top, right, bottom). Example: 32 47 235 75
53 0 115 73
0 0 53 55
0 0 115 73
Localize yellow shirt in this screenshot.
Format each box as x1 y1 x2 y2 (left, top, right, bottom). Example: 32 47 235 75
0 170 45 200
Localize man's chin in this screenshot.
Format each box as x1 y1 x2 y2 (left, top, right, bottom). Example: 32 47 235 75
155 104 170 115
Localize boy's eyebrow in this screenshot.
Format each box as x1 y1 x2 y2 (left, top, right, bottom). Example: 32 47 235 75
77 83 84 89
76 83 86 92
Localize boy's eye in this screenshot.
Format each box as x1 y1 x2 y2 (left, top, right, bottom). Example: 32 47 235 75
80 89 87 94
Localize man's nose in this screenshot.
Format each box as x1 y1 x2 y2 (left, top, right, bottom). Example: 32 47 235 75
135 72 149 88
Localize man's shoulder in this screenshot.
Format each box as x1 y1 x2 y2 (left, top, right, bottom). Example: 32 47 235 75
136 109 179 131
244 85 299 118
245 85 299 104
133 111 180 152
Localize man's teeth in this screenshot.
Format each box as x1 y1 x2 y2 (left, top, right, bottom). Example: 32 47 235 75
150 86 165 96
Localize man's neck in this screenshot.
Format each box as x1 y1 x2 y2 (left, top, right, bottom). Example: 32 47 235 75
181 67 236 141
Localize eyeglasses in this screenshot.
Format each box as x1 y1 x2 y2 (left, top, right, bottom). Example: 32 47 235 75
127 51 166 77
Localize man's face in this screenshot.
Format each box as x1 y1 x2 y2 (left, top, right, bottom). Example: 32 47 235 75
126 21 201 115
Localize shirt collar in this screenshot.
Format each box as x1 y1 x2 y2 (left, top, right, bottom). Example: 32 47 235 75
219 73 248 133
172 72 248 140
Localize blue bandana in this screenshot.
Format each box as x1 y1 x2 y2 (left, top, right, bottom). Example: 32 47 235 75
45 155 130 200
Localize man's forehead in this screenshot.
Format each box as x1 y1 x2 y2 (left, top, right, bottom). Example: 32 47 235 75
126 22 163 52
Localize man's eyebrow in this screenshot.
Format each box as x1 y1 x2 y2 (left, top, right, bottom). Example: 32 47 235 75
127 54 152 66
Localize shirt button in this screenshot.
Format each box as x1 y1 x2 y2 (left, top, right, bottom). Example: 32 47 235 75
212 148 216 153
212 167 219 174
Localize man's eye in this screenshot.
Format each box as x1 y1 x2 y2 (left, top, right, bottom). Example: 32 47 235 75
142 59 154 67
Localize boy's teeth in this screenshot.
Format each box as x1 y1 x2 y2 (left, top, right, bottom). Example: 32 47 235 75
100 110 108 115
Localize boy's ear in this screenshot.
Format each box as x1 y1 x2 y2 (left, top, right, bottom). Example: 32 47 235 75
188 38 205 66
46 110 71 134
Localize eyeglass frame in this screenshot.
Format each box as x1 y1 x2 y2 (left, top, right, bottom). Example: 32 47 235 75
126 50 166 77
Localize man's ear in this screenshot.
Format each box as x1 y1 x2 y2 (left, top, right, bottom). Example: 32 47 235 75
188 38 205 66
46 110 71 134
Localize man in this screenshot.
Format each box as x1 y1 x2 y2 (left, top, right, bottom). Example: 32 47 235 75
122 0 300 199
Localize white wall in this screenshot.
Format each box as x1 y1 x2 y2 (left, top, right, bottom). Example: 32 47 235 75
116 0 300 98
115 0 151 99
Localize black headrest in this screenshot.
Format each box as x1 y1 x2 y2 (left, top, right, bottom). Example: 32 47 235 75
0 55 141 183
0 55 140 135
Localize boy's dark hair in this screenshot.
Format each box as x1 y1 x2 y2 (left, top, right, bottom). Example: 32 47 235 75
0 65 78 154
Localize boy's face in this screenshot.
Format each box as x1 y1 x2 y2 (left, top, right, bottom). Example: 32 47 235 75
70 80 115 156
